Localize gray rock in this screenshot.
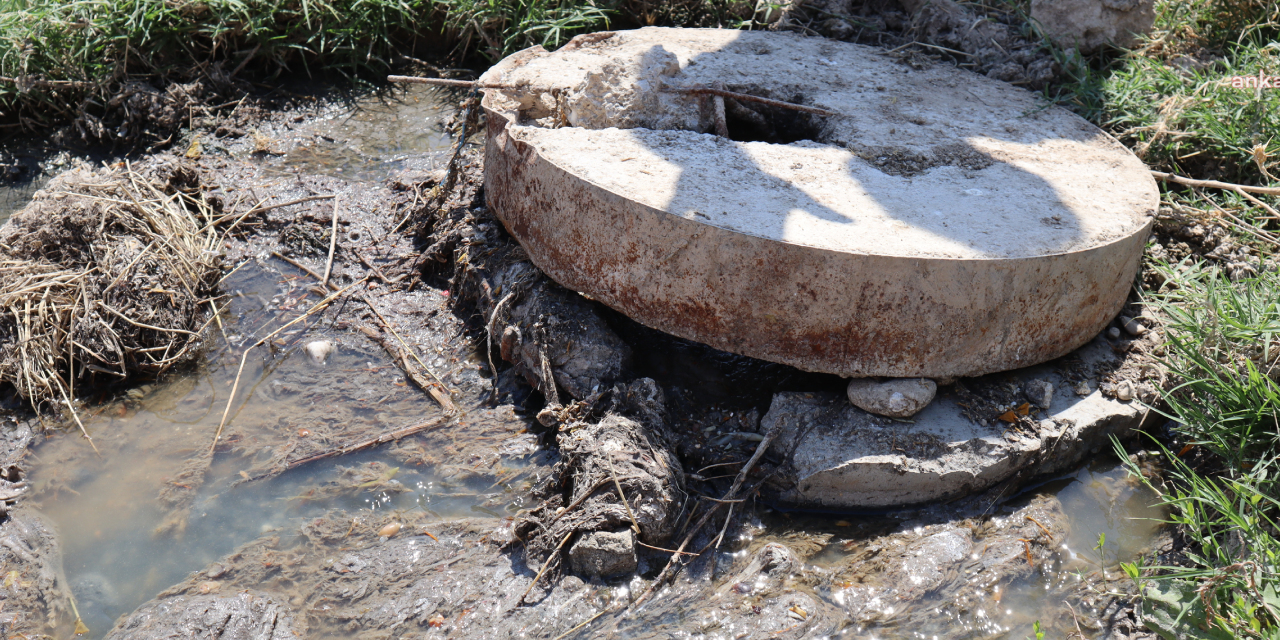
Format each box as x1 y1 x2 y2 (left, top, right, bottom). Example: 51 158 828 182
569 529 637 577
1024 379 1054 410
1120 315 1147 336
1107 326 1122 340
846 378 936 418
1115 380 1134 402
1031 0 1155 53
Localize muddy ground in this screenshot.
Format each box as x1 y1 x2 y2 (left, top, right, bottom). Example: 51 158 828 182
0 6 1204 638
0 137 1169 639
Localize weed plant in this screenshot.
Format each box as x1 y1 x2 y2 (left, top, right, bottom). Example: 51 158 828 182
0 0 624 127
1130 261 1280 638
1094 0 1280 186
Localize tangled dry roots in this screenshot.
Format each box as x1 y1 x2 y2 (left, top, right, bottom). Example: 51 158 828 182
0 160 220 410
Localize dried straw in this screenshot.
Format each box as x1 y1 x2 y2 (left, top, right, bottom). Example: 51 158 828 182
0 163 221 432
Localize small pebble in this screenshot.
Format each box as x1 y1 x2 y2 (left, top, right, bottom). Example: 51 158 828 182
379 522 402 538
1115 380 1134 402
1106 327 1121 340
305 340 336 365
197 581 220 594
1024 379 1053 410
1119 316 1146 336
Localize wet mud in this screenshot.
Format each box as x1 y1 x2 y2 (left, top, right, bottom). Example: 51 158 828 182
0 81 1167 640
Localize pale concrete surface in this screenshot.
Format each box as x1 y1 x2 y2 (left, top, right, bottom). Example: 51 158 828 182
763 338 1154 509
481 28 1156 378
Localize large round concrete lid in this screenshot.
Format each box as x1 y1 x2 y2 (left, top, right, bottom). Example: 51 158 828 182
480 27 1156 378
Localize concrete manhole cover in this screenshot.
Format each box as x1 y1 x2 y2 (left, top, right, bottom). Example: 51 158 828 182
480 27 1156 378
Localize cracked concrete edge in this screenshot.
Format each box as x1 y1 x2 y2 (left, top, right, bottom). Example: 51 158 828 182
763 344 1157 510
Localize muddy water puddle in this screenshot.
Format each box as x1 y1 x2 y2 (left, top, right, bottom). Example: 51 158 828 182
26 258 545 639
265 83 456 181
760 458 1165 640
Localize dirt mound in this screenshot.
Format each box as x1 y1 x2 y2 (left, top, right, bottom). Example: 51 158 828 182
789 0 1060 90
104 591 302 640
0 160 220 414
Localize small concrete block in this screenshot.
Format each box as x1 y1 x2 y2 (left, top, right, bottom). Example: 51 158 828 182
765 341 1152 509
847 378 937 418
569 529 637 577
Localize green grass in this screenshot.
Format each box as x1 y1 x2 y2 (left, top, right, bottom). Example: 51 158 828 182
433 0 611 61
1054 0 1280 187
1153 260 1280 467
1128 261 1280 638
1086 9 1280 637
0 0 618 128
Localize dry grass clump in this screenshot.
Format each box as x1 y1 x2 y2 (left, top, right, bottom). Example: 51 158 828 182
0 160 220 415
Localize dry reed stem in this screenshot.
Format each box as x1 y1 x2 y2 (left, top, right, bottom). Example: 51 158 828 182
322 195 341 288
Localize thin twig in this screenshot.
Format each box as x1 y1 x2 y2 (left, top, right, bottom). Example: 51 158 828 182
271 252 331 289
551 610 608 640
98 302 197 335
1151 170 1280 196
55 377 99 456
519 531 574 606
1193 190 1280 247
322 195 341 288
607 454 640 535
241 416 446 482
541 475 642 532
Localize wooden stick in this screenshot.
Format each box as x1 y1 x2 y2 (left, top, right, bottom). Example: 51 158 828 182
271 252 332 290
360 295 455 396
242 416 446 482
711 82 729 139
356 324 456 412
322 195 341 288
662 83 840 117
1151 170 1280 196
